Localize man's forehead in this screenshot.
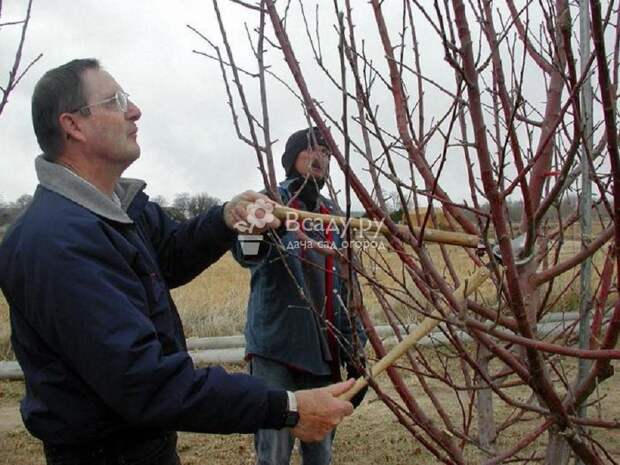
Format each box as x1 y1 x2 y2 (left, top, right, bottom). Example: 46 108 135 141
306 144 329 152
82 68 121 99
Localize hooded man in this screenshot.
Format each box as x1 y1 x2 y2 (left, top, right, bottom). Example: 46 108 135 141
233 127 368 465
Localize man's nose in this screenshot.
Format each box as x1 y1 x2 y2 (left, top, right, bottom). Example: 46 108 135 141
125 100 141 121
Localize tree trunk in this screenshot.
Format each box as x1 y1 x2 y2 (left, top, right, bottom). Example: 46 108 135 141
545 429 571 465
476 344 496 460
522 263 572 465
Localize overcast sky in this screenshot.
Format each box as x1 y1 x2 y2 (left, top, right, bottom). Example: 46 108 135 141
0 0 462 208
0 0 573 210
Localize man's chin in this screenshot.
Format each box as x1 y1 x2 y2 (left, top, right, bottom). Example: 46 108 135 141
115 148 140 170
128 145 141 161
308 174 326 188
303 168 322 179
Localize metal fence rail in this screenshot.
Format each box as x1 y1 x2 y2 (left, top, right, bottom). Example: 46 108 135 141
0 312 594 381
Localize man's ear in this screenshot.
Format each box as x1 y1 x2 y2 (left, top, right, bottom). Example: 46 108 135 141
58 112 87 143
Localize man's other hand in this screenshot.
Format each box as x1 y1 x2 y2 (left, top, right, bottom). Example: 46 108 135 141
291 378 355 442
224 191 281 234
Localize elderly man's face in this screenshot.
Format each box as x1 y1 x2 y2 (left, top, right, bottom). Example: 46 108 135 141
78 68 141 167
294 145 330 180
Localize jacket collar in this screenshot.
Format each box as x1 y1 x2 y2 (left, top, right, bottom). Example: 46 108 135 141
280 177 334 213
35 155 146 224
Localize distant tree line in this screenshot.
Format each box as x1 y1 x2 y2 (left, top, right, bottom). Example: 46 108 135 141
0 194 34 231
0 192 221 234
1 190 601 235
151 192 221 222
387 193 609 227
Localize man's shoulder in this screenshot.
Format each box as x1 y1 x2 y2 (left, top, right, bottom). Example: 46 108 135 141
0 188 100 287
3 186 107 249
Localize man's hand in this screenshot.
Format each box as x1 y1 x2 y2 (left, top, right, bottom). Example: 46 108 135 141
291 378 355 442
223 191 281 234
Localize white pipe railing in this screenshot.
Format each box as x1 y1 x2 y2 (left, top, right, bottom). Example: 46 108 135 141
185 312 582 350
0 312 593 381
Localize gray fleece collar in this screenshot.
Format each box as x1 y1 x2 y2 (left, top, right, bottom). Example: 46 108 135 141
35 155 146 224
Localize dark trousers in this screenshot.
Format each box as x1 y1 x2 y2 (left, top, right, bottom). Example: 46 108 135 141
250 356 334 465
43 431 181 465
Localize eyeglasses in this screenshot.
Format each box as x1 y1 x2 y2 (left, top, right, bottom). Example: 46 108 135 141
71 90 130 115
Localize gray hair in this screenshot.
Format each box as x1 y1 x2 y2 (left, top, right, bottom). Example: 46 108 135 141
31 58 100 161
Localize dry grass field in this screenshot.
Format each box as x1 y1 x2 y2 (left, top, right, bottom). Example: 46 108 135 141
1 355 619 464
0 235 618 463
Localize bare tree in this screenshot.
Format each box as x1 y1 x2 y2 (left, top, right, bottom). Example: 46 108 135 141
0 1 39 237
172 192 192 220
165 192 221 221
14 194 33 210
0 0 41 117
187 193 221 217
150 195 168 208
193 1 620 463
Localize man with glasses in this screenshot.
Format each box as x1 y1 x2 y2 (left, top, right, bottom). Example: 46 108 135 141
0 59 355 465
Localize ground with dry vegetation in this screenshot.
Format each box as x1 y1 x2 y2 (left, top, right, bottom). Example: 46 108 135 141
1 241 618 463
1 357 619 464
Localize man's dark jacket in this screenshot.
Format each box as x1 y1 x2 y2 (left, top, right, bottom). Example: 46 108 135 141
232 178 367 376
0 156 286 445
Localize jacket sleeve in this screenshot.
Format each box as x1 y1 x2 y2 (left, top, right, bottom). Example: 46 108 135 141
142 203 237 288
34 219 287 434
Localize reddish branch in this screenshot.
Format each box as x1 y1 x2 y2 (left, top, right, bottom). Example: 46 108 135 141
462 317 620 360
589 0 620 289
505 0 554 74
0 0 41 116
343 0 388 211
533 225 614 285
368 0 479 238
480 1 534 246
485 418 554 465
570 0 620 414
591 247 615 348
524 1 568 213
206 0 620 461
211 0 278 198
449 0 603 462
264 2 471 462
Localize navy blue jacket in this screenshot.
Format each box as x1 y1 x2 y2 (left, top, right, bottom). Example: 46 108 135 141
233 179 367 376
0 177 287 445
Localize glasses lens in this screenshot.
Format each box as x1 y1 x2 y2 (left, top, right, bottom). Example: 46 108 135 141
116 92 128 112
